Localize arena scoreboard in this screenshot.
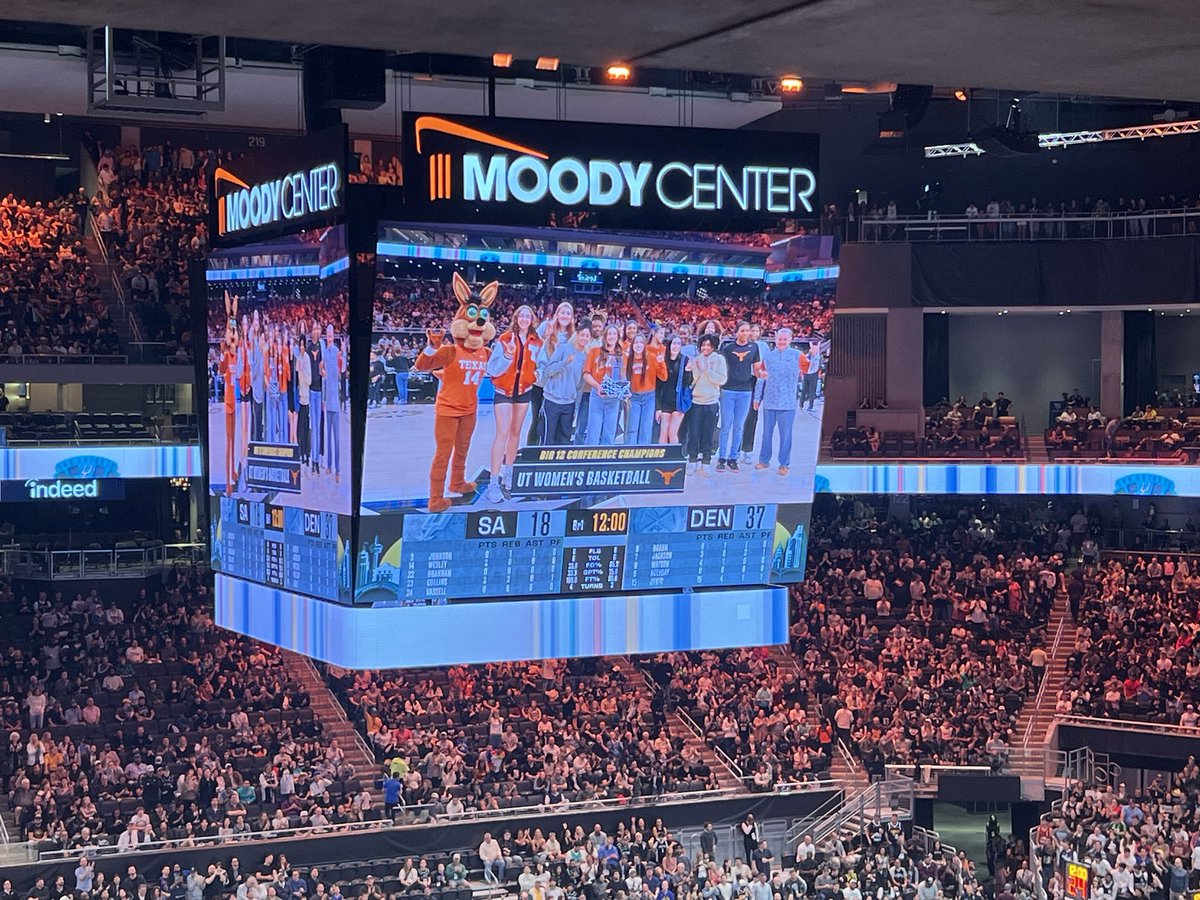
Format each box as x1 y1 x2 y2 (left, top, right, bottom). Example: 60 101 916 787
377 504 778 601
215 497 341 599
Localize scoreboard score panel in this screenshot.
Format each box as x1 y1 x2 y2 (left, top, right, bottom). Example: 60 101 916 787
355 503 785 603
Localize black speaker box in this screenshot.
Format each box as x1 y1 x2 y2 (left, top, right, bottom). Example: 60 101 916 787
305 47 386 110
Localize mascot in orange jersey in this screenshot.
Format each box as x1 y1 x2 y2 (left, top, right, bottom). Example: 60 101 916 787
415 272 498 513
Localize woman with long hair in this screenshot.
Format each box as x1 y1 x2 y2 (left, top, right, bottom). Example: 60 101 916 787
584 323 626 446
656 336 690 444
530 301 575 446
624 332 666 444
485 304 542 502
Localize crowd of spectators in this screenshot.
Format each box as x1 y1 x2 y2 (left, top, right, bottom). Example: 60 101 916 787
1030 762 1200 900
1047 400 1200 462
637 649 833 790
0 192 120 358
326 656 718 815
90 141 220 362
634 500 1081 786
1052 554 1200 724
373 274 834 344
0 566 377 853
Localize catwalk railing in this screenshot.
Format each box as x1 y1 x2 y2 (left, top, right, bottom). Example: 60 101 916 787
857 207 1200 242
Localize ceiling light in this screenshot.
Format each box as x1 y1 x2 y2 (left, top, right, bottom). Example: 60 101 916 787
606 63 631 81
779 75 804 93
492 52 514 68
953 89 968 102
536 56 560 72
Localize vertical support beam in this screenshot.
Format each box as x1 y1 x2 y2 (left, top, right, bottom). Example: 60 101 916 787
1099 310 1123 418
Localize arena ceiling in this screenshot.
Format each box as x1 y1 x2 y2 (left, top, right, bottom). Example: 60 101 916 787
4 0 1199 103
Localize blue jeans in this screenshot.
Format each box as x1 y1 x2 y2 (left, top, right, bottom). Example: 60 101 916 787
309 391 323 466
325 408 341 477
574 392 591 444
759 407 796 467
626 392 656 444
718 390 753 460
586 393 621 445
394 372 409 404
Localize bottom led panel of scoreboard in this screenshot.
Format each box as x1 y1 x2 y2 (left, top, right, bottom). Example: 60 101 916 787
362 504 777 602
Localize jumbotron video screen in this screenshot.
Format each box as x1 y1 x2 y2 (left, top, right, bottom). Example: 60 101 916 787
358 223 836 605
206 225 352 602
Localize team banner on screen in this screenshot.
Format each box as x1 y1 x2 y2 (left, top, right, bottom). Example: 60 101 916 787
401 114 820 229
509 445 687 495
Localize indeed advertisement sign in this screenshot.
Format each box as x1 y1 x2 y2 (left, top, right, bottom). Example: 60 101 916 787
1 478 125 502
210 126 347 244
404 114 820 228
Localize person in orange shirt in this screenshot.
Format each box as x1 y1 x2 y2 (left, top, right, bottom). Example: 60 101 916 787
583 323 626 446
218 314 239 496
624 332 667 444
485 305 541 503
414 273 498 513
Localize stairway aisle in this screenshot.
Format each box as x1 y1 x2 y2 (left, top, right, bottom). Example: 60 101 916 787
1012 589 1074 777
281 650 383 804
84 234 139 350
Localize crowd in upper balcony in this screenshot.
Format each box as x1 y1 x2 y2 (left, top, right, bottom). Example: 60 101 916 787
0 192 120 358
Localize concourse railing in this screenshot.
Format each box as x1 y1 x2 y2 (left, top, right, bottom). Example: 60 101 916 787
0 543 206 579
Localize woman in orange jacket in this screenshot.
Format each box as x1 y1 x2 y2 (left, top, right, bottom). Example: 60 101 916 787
624 332 667 444
485 304 542 502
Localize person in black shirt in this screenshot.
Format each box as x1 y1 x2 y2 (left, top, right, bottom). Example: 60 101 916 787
717 322 761 472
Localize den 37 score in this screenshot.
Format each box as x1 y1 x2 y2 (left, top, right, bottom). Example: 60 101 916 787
464 505 769 542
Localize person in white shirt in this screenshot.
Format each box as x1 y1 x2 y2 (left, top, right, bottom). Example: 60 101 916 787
480 833 505 883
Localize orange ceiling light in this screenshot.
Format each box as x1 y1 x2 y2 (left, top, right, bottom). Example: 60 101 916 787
606 63 632 80
492 52 514 68
535 56 560 71
779 75 804 93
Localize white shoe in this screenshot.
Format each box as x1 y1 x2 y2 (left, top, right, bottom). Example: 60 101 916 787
740 451 753 465
686 461 698 475
500 464 512 488
701 464 713 477
485 481 504 504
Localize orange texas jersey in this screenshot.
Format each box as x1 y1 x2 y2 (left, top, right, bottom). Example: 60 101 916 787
416 343 490 416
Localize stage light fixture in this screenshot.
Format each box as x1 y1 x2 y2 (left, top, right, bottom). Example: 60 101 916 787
779 75 804 93
536 56 560 71
953 88 968 102
606 63 631 81
492 52 513 68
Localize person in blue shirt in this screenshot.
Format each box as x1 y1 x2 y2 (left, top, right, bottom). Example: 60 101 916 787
597 839 620 870
753 327 803 476
382 772 401 820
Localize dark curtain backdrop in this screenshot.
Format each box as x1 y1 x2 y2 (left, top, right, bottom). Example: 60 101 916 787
922 313 950 406
910 237 1200 307
1123 311 1158 413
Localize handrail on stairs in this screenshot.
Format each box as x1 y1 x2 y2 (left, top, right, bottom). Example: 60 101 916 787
675 707 745 781
1023 606 1070 748
88 206 143 345
294 654 378 769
